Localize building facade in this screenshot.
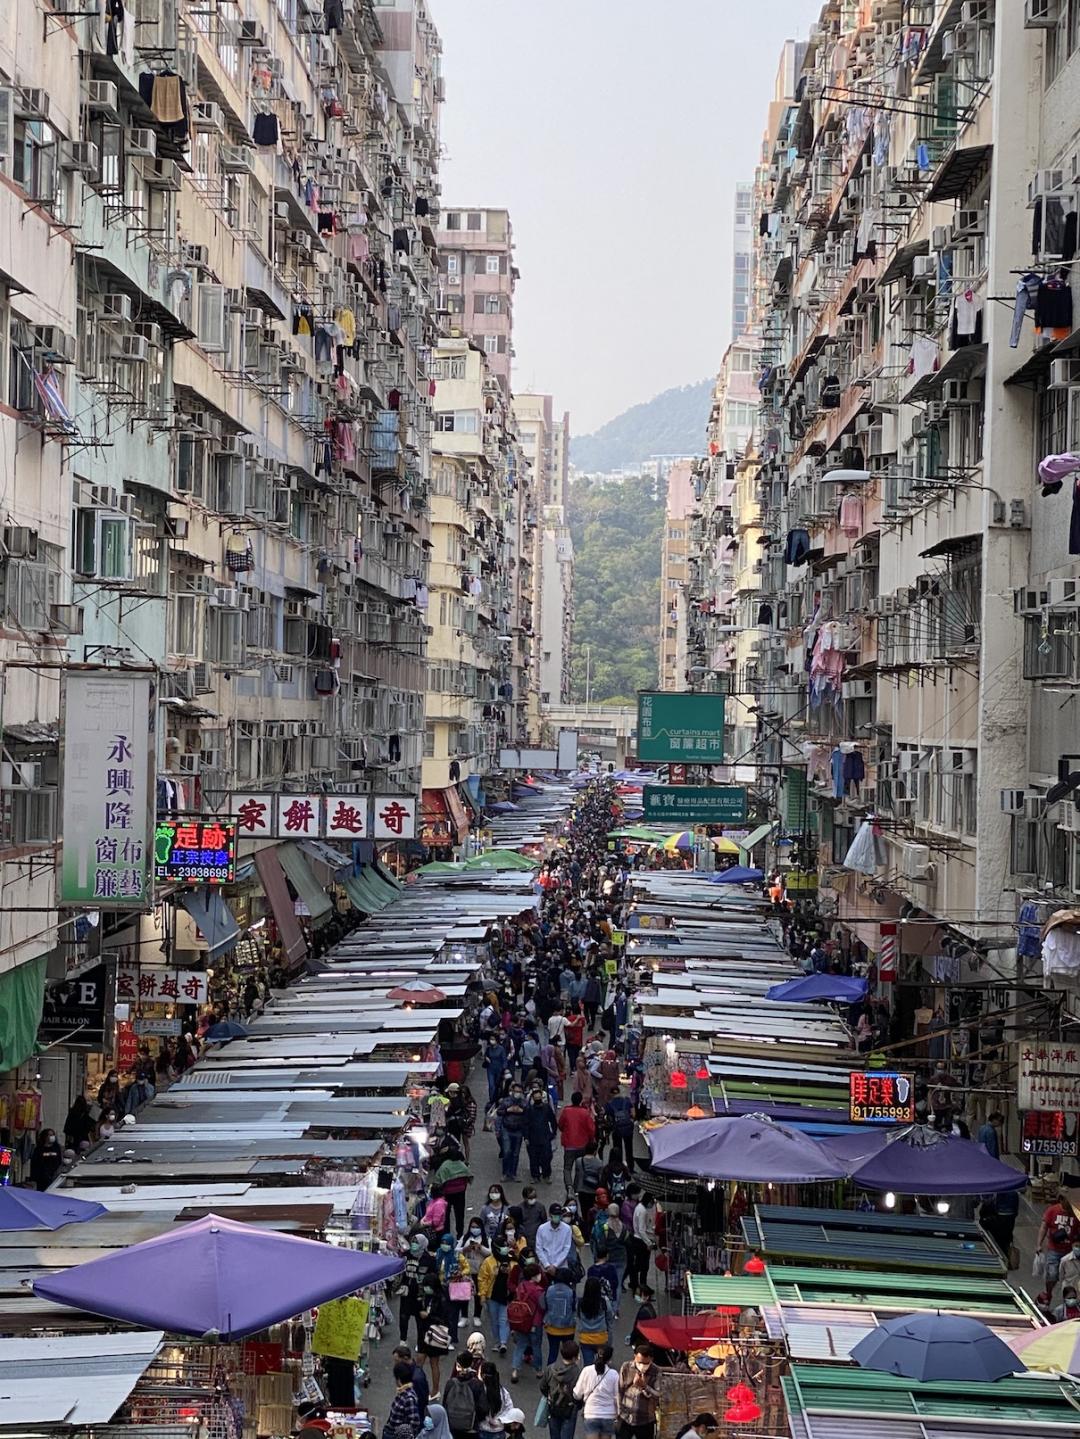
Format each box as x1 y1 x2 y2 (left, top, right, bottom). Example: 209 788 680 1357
658 461 695 690
732 180 755 339
0 0 444 1126
515 393 574 707
436 207 516 394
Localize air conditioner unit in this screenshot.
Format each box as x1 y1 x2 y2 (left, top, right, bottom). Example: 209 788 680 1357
1048 577 1080 607
1029 169 1066 205
901 842 933 881
897 749 917 772
118 494 135 517
912 254 936 280
1063 796 1080 833
89 484 119 510
220 144 253 174
961 0 990 19
120 335 148 362
2 526 38 558
184 573 214 595
239 18 269 46
1050 358 1080 389
932 225 951 250
127 127 156 158
60 140 99 174
1000 788 1026 815
213 586 239 608
945 747 975 775
175 753 200 775
214 434 240 455
192 661 213 693
224 288 246 312
1025 0 1061 27
192 100 225 133
942 24 974 56
102 293 132 324
952 208 984 236
942 379 973 405
275 664 295 684
1024 794 1046 821
1013 585 1048 614
0 761 43 789
86 80 119 119
184 242 210 268
925 400 946 424
34 326 76 362
49 602 84 634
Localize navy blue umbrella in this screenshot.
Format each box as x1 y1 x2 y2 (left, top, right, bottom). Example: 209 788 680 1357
205 1020 250 1041
850 1312 1023 1382
709 866 765 885
765 973 868 1004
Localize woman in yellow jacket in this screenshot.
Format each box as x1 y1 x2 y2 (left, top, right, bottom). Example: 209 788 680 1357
477 1245 519 1354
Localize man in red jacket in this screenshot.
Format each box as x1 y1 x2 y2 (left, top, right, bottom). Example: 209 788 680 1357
557 1091 596 1196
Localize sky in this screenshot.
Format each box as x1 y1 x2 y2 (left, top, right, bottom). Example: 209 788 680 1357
431 0 823 436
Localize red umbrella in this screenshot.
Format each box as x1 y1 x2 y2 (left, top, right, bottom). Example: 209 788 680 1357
637 1312 740 1351
386 982 447 1004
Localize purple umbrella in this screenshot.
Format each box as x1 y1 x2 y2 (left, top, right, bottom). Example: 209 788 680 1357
765 973 867 1004
710 866 766 885
822 1125 1029 1196
646 1114 849 1183
33 1212 403 1338
0 1188 107 1231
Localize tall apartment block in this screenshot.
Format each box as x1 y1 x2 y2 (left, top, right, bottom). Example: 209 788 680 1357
658 461 695 690
437 207 516 395
0 0 443 1112
517 394 573 706
732 181 754 340
685 0 1080 1030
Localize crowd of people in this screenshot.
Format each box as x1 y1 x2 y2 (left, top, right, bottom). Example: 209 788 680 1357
382 779 688 1439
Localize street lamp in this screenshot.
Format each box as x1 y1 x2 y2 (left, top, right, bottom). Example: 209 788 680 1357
584 644 592 712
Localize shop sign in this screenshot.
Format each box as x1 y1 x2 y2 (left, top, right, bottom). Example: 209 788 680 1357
642 785 746 823
134 1017 183 1037
276 793 321 838
154 819 236 885
115 1019 138 1071
1018 1042 1080 1111
849 1070 915 1124
60 672 154 907
373 795 416 839
1022 1109 1079 1157
669 764 687 785
38 963 107 1043
232 793 390 839
325 795 368 838
116 965 210 1006
232 793 275 837
878 922 898 983
637 691 725 763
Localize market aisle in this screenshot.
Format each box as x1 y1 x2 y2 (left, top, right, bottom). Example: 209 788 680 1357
363 1072 664 1423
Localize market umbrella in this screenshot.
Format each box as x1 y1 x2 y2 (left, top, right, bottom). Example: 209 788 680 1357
851 1312 1023 1382
662 831 693 851
637 1312 740 1351
1008 1320 1080 1374
0 1188 107 1232
387 981 447 1004
765 973 867 1004
204 1019 250 1041
710 865 766 885
32 1212 403 1339
823 1125 1029 1195
710 837 740 854
462 849 538 871
646 1114 849 1183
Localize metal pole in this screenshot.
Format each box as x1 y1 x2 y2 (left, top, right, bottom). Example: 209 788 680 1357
585 645 591 712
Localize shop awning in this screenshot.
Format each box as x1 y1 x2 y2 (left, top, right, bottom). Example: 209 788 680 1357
0 954 47 1070
344 868 392 915
445 786 469 842
740 821 778 853
178 891 241 959
300 839 352 879
919 531 981 559
254 848 307 965
278 844 333 928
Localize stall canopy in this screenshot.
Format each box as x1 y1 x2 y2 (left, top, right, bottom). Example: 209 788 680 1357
710 865 766 885
0 1188 106 1232
445 785 469 842
254 848 307 964
300 839 352 878
766 973 867 1004
0 954 47 1071
278 843 333 927
823 1126 1029 1196
178 890 241 959
647 1114 849 1183
33 1212 404 1339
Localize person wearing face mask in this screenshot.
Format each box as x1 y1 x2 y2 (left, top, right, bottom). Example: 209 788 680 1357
524 1086 558 1183
496 1085 528 1182
477 1243 516 1353
616 1342 660 1439
535 1202 575 1275
29 1129 63 1191
479 1185 509 1242
435 1232 471 1334
1055 1285 1080 1321
1057 1236 1080 1299
510 1186 547 1248
459 1223 490 1328
400 1234 437 1344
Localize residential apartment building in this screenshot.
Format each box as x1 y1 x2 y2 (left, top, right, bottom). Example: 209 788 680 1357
437 207 516 394
732 181 755 339
659 461 695 690
516 393 574 707
0 0 443 1121
686 0 1080 1025
422 338 525 839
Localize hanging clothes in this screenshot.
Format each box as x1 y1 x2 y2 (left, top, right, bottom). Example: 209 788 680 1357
293 304 314 337
1017 900 1044 960
784 528 811 566
838 492 863 538
1038 452 1080 496
1010 273 1041 348
842 749 865 795
908 334 939 379
756 602 773 625
252 113 279 146
323 0 345 31
830 747 845 799
1070 479 1080 557
1035 274 1073 347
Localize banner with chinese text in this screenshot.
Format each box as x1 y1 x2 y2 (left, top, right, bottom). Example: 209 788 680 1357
115 965 211 1007
636 691 725 763
60 673 155 907
231 793 416 840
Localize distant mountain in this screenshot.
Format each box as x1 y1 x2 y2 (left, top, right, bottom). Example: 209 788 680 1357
570 380 711 473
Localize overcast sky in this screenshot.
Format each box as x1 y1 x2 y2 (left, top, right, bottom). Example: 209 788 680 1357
431 0 823 435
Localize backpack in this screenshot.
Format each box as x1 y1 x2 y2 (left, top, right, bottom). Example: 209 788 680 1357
544 1283 576 1330
546 1364 579 1419
444 1377 478 1433
508 1293 538 1333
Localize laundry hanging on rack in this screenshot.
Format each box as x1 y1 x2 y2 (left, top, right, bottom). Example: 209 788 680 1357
252 113 279 147
225 532 254 573
1037 452 1080 496
1010 272 1042 348
1017 900 1044 960
1035 272 1073 348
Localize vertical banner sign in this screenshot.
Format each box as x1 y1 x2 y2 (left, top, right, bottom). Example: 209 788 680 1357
61 673 154 907
878 922 898 983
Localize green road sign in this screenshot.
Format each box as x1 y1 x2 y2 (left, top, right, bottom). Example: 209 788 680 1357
642 785 746 823
637 691 725 762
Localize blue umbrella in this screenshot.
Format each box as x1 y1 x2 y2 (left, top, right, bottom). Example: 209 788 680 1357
0 1188 107 1231
850 1311 1023 1382
765 973 868 1004
205 1020 250 1041
709 866 765 884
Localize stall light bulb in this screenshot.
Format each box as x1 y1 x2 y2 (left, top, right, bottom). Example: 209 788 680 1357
883 1191 897 1210
935 1199 951 1216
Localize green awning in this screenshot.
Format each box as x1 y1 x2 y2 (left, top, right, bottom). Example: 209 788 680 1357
739 821 777 858
344 869 392 914
0 954 47 1069
278 843 333 928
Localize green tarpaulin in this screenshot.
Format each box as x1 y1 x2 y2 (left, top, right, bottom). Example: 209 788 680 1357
0 955 47 1070
463 850 537 871
278 843 333 927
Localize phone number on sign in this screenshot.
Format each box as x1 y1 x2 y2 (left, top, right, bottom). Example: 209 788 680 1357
155 865 227 880
1023 1137 1076 1156
852 1105 914 1121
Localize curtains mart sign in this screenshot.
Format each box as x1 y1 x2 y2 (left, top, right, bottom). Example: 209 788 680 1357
642 786 747 823
637 691 725 762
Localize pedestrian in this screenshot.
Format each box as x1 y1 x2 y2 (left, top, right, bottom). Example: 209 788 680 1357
435 1232 471 1333
628 1286 656 1348
572 1345 619 1439
459 1221 490 1329
543 1266 578 1363
1038 1189 1080 1291
605 1087 635 1170
393 1343 431 1418
442 1352 487 1439
96 1069 121 1112
599 1205 630 1308
433 1149 473 1237
29 1129 63 1191
479 1184 511 1242
674 1415 718 1439
477 1243 514 1354
508 1259 546 1381
572 1054 594 1105
572 1143 606 1220
629 1193 656 1295
496 1083 528 1182
510 1185 547 1248
616 1342 660 1439
583 971 603 1029
477 1361 512 1439
386 1361 425 1439
484 1035 508 1109
541 1036 567 1103
1054 1285 1080 1322
979 1190 1019 1261
575 1276 613 1364
524 1085 558 1183
63 1096 95 1151
427 1404 454 1439
535 1202 575 1275
977 1110 1005 1159
565 1003 586 1072
540 1339 583 1439
558 1092 597 1194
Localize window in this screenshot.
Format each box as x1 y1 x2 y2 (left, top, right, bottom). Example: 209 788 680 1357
446 254 460 275
74 509 132 581
731 349 755 371
485 254 500 274
177 434 207 499
170 593 205 657
13 116 60 213
3 785 57 846
483 334 499 355
430 355 466 381
196 283 226 352
445 211 460 230
1024 612 1076 679
726 401 757 428
208 608 244 665
434 410 479 433
0 546 62 629
467 212 482 231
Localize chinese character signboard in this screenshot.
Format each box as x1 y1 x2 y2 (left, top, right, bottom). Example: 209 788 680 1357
849 1070 916 1124
1022 1109 1079 1157
1018 1041 1080 1111
277 793 321 838
637 691 725 763
154 820 236 885
116 965 210 1006
642 785 746 823
373 795 416 839
232 793 274 837
326 795 368 838
60 672 154 907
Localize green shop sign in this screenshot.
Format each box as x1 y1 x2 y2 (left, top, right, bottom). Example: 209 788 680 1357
637 690 725 762
643 785 747 823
